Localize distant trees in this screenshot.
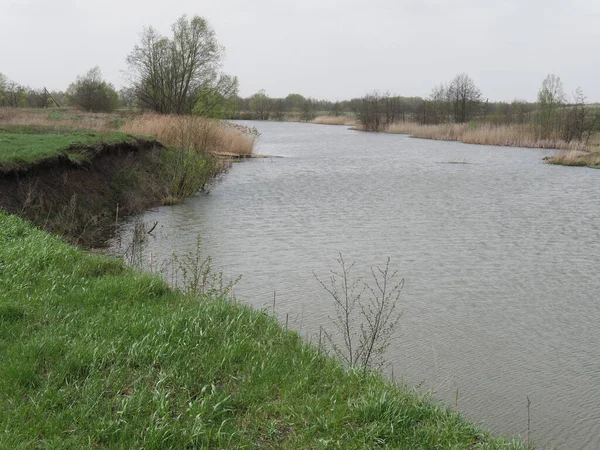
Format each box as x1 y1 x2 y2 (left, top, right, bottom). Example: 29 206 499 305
0 73 7 106
248 90 271 120
66 66 118 112
272 98 285 121
357 92 413 131
536 73 565 139
0 74 25 107
126 15 238 115
283 93 306 112
446 73 482 122
330 101 343 116
300 98 316 121
357 91 384 131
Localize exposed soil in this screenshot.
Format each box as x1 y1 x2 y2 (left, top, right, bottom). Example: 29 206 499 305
0 139 170 247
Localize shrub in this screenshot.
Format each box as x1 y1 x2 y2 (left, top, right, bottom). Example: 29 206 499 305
66 66 119 112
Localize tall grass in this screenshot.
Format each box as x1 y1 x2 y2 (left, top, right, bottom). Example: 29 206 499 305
0 106 120 131
120 113 257 157
384 121 600 152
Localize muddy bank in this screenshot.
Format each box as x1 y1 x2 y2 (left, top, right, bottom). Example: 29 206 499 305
0 139 172 247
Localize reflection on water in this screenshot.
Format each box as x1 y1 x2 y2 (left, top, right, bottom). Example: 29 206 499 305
112 121 600 449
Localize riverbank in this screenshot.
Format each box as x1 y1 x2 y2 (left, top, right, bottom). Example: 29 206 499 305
0 112 529 448
0 211 525 448
375 121 600 168
0 109 259 246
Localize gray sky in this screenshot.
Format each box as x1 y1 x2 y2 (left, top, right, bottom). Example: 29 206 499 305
1 0 599 102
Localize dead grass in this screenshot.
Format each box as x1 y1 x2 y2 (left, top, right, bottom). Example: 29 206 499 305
0 107 119 131
119 113 257 156
546 150 600 167
312 115 357 126
383 121 600 152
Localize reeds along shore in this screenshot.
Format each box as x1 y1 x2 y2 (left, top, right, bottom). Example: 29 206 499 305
312 115 357 126
381 121 600 153
120 113 258 156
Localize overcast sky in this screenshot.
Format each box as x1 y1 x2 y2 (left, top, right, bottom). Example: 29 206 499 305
1 0 599 102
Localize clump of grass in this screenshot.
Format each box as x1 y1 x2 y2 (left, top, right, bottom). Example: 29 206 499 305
546 149 600 167
0 211 526 448
120 113 257 157
312 115 357 126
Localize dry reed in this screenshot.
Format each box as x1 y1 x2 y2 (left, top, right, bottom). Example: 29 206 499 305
384 121 599 152
546 149 600 166
119 113 257 156
312 115 357 126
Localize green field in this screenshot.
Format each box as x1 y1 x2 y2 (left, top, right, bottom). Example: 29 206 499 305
0 211 525 448
0 127 138 166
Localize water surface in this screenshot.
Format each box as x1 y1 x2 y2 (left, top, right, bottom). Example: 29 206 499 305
114 121 600 449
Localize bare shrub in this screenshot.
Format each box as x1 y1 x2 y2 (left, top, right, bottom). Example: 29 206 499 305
315 254 404 372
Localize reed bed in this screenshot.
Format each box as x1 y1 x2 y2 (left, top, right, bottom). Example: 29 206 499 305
120 113 257 156
384 121 599 152
312 115 357 126
546 149 600 167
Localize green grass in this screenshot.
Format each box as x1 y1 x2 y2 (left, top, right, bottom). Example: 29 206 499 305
0 127 138 166
0 212 525 448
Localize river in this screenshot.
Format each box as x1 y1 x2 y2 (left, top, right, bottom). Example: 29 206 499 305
112 121 600 449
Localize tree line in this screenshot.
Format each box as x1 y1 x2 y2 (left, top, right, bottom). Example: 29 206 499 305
2 13 599 145
353 73 600 144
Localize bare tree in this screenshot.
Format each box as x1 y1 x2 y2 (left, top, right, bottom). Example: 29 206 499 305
446 73 482 123
357 91 384 131
562 87 588 143
126 15 237 115
537 73 565 139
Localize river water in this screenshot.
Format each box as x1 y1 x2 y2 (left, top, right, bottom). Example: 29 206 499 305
113 121 600 449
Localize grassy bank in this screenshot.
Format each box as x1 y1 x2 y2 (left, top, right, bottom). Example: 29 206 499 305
0 126 139 167
0 211 524 448
0 108 259 246
0 107 257 158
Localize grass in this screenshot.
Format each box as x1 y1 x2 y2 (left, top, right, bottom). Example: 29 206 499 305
0 211 526 448
0 127 139 166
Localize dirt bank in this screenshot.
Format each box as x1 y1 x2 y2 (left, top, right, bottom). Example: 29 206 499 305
0 139 171 247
